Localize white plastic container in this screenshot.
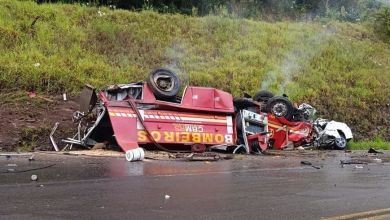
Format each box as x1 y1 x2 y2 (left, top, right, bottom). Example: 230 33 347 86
125 148 145 162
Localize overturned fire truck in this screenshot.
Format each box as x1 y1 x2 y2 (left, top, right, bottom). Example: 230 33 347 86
52 68 352 161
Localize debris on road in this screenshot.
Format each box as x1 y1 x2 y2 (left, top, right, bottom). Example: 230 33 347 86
301 161 312 166
28 155 35 162
341 160 368 165
6 164 17 167
300 160 321 169
31 174 38 181
368 148 384 154
186 153 221 162
1 164 56 174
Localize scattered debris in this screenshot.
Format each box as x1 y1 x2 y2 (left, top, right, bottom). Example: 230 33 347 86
186 153 220 161
373 158 382 163
301 161 312 166
91 142 106 150
300 160 321 169
31 174 38 181
27 91 53 102
125 148 145 162
28 91 36 98
49 122 59 151
0 164 56 174
6 164 17 167
341 160 368 165
28 155 35 162
354 165 364 169
164 195 170 200
98 10 106 16
368 148 383 154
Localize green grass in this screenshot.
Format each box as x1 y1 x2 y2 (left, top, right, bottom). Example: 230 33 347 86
0 0 389 141
348 140 390 150
18 125 52 151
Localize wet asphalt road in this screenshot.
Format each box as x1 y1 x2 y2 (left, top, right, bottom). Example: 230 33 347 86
1 151 390 220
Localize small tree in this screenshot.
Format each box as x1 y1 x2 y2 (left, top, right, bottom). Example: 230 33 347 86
373 8 390 42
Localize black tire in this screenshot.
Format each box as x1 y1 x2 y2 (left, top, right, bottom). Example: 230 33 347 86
265 96 294 120
253 90 274 102
334 132 347 150
233 98 256 110
147 68 181 100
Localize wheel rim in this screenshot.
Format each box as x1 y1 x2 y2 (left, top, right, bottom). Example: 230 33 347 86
272 103 288 117
335 137 346 148
153 74 175 92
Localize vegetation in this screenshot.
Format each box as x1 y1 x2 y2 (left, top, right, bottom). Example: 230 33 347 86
35 0 385 22
18 125 52 151
348 138 390 150
373 7 390 42
0 0 389 141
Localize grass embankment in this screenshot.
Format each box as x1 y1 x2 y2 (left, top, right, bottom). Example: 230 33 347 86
0 0 390 147
348 139 390 150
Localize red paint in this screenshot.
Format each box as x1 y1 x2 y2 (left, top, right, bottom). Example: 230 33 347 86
103 83 236 152
268 114 313 150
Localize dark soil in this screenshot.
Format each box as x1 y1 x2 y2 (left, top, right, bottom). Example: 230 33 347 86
0 92 78 151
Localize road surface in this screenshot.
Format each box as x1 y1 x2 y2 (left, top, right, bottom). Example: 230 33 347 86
1 150 390 219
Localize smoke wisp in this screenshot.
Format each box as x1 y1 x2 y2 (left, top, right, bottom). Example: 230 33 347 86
261 26 335 94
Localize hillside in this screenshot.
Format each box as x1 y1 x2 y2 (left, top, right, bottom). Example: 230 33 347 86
0 0 390 141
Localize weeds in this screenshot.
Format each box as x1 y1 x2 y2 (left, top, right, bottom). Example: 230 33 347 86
348 140 390 150
18 125 52 151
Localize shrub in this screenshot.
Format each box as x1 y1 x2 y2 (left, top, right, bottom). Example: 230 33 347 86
373 7 390 42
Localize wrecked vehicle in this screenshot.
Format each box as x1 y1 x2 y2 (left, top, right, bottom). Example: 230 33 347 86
53 68 269 161
251 91 315 149
253 91 353 150
312 118 353 150
52 69 353 160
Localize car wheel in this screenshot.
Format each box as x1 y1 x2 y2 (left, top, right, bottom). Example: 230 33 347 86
334 132 347 150
265 96 294 120
147 68 181 100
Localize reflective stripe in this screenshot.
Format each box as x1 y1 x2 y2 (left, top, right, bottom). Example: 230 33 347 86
109 111 228 124
180 117 227 123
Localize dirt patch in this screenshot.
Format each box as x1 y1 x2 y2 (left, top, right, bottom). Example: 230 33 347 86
0 92 78 151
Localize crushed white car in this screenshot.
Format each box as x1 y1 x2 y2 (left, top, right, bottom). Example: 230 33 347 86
312 118 353 150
